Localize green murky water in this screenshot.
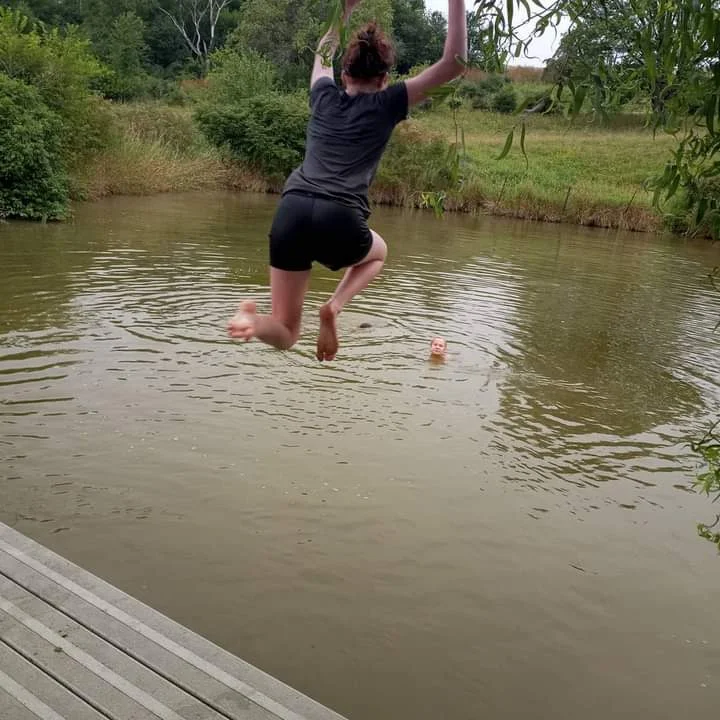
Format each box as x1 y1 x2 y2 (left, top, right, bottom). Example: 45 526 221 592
2 192 719 718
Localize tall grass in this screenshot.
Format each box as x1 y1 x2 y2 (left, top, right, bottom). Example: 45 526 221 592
71 101 273 199
72 99 674 233
415 105 674 231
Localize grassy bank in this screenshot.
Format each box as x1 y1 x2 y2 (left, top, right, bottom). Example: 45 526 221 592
73 100 674 233
71 103 276 200
413 107 674 231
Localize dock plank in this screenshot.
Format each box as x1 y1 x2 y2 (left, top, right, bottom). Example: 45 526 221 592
0 643 106 720
0 523 348 720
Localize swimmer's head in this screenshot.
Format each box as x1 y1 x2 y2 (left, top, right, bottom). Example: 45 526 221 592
430 337 447 357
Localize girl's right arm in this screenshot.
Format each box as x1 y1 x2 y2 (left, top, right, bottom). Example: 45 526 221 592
405 0 467 106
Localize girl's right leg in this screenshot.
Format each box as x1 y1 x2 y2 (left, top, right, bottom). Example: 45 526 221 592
228 267 310 350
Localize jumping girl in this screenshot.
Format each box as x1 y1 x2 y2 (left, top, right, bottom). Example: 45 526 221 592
228 0 467 361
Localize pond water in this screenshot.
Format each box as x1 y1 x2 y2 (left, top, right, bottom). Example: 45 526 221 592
1 192 719 719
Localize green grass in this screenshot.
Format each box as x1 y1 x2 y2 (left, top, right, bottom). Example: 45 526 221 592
71 101 274 200
73 99 677 233
414 105 675 230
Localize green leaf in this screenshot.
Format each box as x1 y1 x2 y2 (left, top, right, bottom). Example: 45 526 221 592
519 121 528 170
705 93 717 134
696 197 709 225
425 83 457 101
497 128 514 160
572 86 587 116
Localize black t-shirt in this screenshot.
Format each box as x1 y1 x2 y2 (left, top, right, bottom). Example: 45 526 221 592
283 78 409 217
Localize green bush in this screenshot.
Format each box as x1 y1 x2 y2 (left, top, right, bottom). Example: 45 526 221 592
0 74 68 220
459 75 517 113
492 86 517 114
480 74 507 94
96 70 153 101
206 48 278 104
196 92 309 178
377 122 456 194
0 8 109 165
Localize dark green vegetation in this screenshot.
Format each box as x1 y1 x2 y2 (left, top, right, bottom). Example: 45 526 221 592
1 0 717 240
475 0 720 239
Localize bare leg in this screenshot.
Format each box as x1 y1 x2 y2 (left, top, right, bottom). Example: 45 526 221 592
317 231 387 361
228 268 310 350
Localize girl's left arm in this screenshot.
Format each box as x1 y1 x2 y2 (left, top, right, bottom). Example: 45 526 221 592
311 0 363 87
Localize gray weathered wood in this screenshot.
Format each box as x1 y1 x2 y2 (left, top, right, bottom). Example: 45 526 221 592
0 522 348 720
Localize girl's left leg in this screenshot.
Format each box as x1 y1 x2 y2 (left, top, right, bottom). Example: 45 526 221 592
228 267 311 350
316 230 387 361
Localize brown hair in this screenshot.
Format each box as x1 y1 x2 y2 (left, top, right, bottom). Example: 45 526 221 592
342 22 395 80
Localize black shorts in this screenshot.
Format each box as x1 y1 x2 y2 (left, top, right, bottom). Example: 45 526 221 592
269 192 373 272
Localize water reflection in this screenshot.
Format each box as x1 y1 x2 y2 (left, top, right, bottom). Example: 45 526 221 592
1 192 720 720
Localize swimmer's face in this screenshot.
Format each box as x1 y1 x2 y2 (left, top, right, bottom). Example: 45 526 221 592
430 338 447 357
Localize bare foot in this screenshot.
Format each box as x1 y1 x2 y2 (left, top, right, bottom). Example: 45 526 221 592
316 303 339 361
228 300 257 341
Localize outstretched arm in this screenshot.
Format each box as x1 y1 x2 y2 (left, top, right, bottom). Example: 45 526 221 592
311 0 363 88
405 0 467 105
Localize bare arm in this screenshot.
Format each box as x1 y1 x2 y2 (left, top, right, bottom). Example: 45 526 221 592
405 0 467 106
311 0 363 88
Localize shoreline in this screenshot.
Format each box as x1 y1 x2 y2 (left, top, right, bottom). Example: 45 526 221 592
64 102 669 235
75 167 662 235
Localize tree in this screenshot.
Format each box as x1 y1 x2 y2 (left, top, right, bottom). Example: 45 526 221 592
157 0 233 73
473 0 720 238
230 0 393 89
0 73 68 220
543 2 634 83
391 0 445 75
0 8 109 218
466 8 489 68
96 11 152 99
544 0 698 114
0 7 107 163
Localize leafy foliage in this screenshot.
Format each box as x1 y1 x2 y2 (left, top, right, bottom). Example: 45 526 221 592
95 11 154 100
205 48 278 104
391 0 445 75
230 0 393 89
196 92 309 178
0 73 68 220
0 7 108 163
378 122 457 191
472 0 720 238
458 74 516 111
691 419 720 551
492 86 517 114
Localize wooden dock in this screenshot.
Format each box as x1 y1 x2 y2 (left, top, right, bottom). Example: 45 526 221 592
0 522 348 720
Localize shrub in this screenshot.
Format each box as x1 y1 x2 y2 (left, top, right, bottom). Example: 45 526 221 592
196 91 309 178
460 74 515 112
0 8 109 165
492 87 517 114
0 74 68 220
480 74 507 94
206 48 278 104
376 122 457 198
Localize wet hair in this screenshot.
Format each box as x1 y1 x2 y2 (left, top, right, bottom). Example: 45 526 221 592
342 22 395 80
